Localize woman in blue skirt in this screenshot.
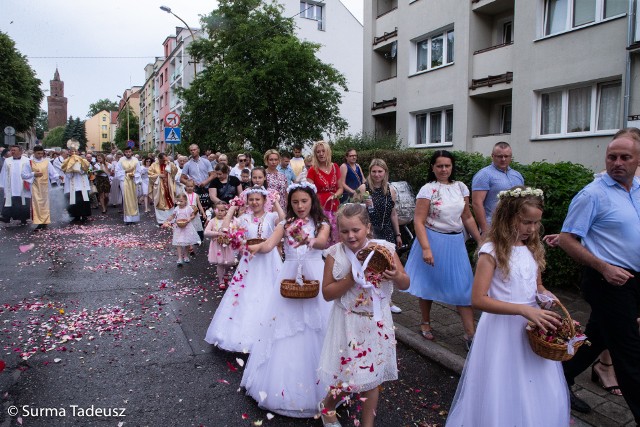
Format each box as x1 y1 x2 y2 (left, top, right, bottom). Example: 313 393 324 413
405 150 481 349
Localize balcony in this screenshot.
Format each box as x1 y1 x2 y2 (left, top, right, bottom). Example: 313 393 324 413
470 43 513 97
374 78 397 108
471 0 514 15
375 2 397 39
377 0 397 18
470 133 512 153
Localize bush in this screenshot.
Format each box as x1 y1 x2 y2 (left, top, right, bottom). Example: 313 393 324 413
354 148 594 291
331 132 402 158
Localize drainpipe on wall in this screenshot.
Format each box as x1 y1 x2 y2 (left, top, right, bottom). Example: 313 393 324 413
623 0 636 128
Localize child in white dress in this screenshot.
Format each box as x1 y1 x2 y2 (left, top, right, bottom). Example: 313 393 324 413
162 193 200 267
205 187 285 352
319 203 410 427
240 182 332 418
184 179 206 248
204 201 236 290
446 186 570 427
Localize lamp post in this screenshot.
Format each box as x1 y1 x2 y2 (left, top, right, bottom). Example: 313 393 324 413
160 5 198 77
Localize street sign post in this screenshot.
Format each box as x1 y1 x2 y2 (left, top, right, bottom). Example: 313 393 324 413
164 112 181 128
164 127 181 144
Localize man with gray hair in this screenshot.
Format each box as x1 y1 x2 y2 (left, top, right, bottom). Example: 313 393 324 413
559 128 640 421
181 144 214 209
471 141 524 234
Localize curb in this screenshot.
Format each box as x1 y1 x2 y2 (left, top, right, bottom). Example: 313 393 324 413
394 323 466 375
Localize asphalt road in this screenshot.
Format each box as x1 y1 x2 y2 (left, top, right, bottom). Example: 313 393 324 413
0 191 458 427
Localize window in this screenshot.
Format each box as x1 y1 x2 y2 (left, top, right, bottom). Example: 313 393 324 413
503 21 514 44
300 1 324 30
538 80 621 136
544 0 627 36
101 133 108 139
416 29 454 72
501 104 512 133
102 116 107 122
415 108 454 145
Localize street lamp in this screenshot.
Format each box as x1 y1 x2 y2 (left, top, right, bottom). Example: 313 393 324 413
160 5 198 77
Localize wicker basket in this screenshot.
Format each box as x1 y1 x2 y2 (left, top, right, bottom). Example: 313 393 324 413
356 243 394 274
280 277 319 299
176 219 190 228
526 299 586 362
246 238 266 246
216 235 230 246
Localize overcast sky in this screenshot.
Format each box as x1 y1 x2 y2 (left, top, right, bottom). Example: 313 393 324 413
3 0 363 121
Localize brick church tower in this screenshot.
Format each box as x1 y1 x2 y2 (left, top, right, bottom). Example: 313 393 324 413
47 68 68 129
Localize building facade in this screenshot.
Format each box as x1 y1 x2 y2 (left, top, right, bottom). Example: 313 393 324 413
85 110 114 152
117 87 141 147
364 0 639 171
281 0 364 136
47 68 68 130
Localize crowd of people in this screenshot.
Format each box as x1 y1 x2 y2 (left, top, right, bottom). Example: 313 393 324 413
0 128 639 427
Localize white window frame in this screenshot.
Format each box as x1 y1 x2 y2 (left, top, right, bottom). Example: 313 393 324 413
300 1 325 31
542 0 627 37
411 27 454 75
536 80 621 138
500 104 513 134
412 107 454 147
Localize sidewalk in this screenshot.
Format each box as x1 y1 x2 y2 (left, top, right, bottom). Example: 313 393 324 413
390 287 635 427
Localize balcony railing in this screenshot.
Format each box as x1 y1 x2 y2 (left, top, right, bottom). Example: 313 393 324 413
470 72 513 90
373 28 398 45
372 97 397 110
474 41 513 55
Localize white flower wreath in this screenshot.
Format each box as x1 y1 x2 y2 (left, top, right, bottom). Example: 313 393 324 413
497 187 544 200
286 181 317 194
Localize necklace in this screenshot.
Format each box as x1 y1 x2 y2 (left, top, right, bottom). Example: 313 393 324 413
253 212 266 238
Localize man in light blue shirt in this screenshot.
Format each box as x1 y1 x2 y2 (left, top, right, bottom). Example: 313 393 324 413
471 141 524 234
559 128 640 420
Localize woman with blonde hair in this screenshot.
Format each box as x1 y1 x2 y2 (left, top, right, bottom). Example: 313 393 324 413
355 158 402 248
263 149 287 210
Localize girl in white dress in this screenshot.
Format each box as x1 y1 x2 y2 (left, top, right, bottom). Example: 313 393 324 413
162 193 200 267
241 182 332 418
137 158 151 213
184 179 206 250
319 204 409 427
446 187 570 427
204 187 285 352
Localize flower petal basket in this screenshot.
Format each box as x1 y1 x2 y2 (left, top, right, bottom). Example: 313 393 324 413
246 238 266 246
525 299 587 362
280 277 320 299
356 243 394 274
176 219 190 228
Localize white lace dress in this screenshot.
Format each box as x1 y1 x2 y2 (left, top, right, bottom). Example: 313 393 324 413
204 212 283 352
318 240 398 394
240 219 332 418
446 243 570 427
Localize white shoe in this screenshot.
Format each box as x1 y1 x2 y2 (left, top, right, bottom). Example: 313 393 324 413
390 305 402 314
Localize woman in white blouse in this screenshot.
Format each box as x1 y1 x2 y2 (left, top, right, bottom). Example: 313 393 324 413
404 150 481 350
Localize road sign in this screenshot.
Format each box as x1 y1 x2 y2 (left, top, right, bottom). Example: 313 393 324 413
127 140 135 148
164 112 181 128
164 127 181 144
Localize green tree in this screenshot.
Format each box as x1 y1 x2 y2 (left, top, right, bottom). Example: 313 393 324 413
35 109 48 140
114 108 139 150
87 99 118 118
0 32 43 132
62 116 76 143
42 126 65 148
180 0 347 153
72 117 87 150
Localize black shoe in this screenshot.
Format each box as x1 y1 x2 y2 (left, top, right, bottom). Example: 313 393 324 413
0 217 9 223
20 220 27 225
34 224 47 230
569 389 591 414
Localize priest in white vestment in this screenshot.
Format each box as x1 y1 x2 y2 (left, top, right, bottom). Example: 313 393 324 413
0 145 31 225
21 146 58 229
115 147 141 224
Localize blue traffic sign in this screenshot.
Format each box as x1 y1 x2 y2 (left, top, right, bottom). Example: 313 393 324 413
127 140 135 148
165 127 181 144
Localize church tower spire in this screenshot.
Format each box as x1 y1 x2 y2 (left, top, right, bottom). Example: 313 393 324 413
47 68 68 129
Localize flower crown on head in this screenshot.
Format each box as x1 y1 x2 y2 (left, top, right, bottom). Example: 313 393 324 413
287 181 317 194
497 187 544 200
245 187 269 197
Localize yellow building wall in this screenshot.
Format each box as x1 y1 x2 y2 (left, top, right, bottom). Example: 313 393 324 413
85 110 112 152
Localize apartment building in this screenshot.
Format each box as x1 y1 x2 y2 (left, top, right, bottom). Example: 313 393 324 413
139 60 163 152
85 110 114 152
364 0 639 170
281 0 364 136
